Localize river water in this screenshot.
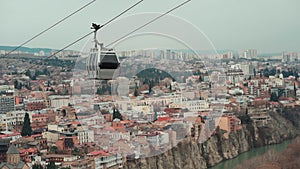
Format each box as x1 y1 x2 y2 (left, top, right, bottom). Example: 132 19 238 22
209 140 291 169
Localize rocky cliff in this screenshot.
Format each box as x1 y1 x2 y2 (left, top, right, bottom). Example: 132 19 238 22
124 111 299 169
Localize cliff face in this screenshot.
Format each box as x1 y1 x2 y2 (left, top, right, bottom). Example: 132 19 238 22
124 111 299 169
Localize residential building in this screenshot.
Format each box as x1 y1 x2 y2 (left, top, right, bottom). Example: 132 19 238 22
0 139 10 162
88 150 123 169
218 115 242 138
49 95 70 109
23 99 45 111
0 144 29 169
78 128 94 144
0 85 15 114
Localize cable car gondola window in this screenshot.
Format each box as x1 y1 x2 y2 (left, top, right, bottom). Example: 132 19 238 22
99 51 120 69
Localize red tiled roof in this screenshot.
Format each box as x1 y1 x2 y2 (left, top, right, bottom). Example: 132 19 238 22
157 117 171 122
88 150 110 156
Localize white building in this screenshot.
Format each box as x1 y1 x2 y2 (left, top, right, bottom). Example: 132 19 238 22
93 153 123 169
115 77 130 97
239 63 254 77
0 110 28 131
183 100 209 111
78 129 95 144
0 85 15 114
49 95 70 109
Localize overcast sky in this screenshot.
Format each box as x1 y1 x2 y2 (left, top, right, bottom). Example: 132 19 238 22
1 0 299 53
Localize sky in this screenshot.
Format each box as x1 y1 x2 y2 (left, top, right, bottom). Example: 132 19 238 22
1 0 300 53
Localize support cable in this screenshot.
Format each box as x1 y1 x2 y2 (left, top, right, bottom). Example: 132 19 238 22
3 0 97 58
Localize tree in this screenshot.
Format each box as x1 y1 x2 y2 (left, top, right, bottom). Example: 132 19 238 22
49 146 58 154
149 80 153 94
153 111 158 122
14 80 23 90
294 83 297 97
270 92 279 102
32 163 44 169
72 147 80 156
294 71 299 80
21 113 32 136
49 87 55 92
46 161 57 169
14 80 18 89
25 69 31 77
113 108 123 120
25 83 31 90
263 67 269 77
238 114 252 124
43 68 50 76
134 83 139 97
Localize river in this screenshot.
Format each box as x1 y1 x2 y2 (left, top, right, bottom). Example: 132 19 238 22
209 140 292 169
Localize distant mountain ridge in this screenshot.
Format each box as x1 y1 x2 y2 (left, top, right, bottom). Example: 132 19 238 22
0 45 281 57
0 46 80 56
0 46 54 55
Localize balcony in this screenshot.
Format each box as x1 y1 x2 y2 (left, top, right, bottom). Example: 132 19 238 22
97 156 117 163
107 161 117 168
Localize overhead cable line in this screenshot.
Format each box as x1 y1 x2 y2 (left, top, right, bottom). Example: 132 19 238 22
105 0 192 47
25 0 144 71
3 0 97 58
25 0 191 71
46 0 190 61
43 0 144 61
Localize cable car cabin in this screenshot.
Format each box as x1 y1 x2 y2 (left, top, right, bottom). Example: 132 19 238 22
86 47 99 79
86 47 120 80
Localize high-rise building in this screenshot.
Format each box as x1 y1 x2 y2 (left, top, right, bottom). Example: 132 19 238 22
247 49 258 59
282 52 291 62
239 49 257 59
227 51 234 59
116 77 129 97
0 85 15 114
239 63 254 77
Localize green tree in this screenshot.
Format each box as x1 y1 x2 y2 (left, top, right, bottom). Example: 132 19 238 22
46 161 57 169
14 80 22 90
49 87 55 92
153 111 158 122
21 113 32 136
14 80 18 89
49 146 58 154
25 83 31 90
270 92 279 102
32 163 44 169
72 147 80 156
25 69 31 77
113 108 123 120
294 83 297 97
134 83 139 96
149 81 153 94
43 68 50 76
134 87 139 97
294 71 299 80
238 114 252 124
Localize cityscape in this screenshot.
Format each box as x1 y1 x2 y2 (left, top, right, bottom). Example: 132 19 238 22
0 47 299 169
1 0 299 169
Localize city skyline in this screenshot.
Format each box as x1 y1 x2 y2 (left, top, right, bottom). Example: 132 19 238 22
1 0 300 53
